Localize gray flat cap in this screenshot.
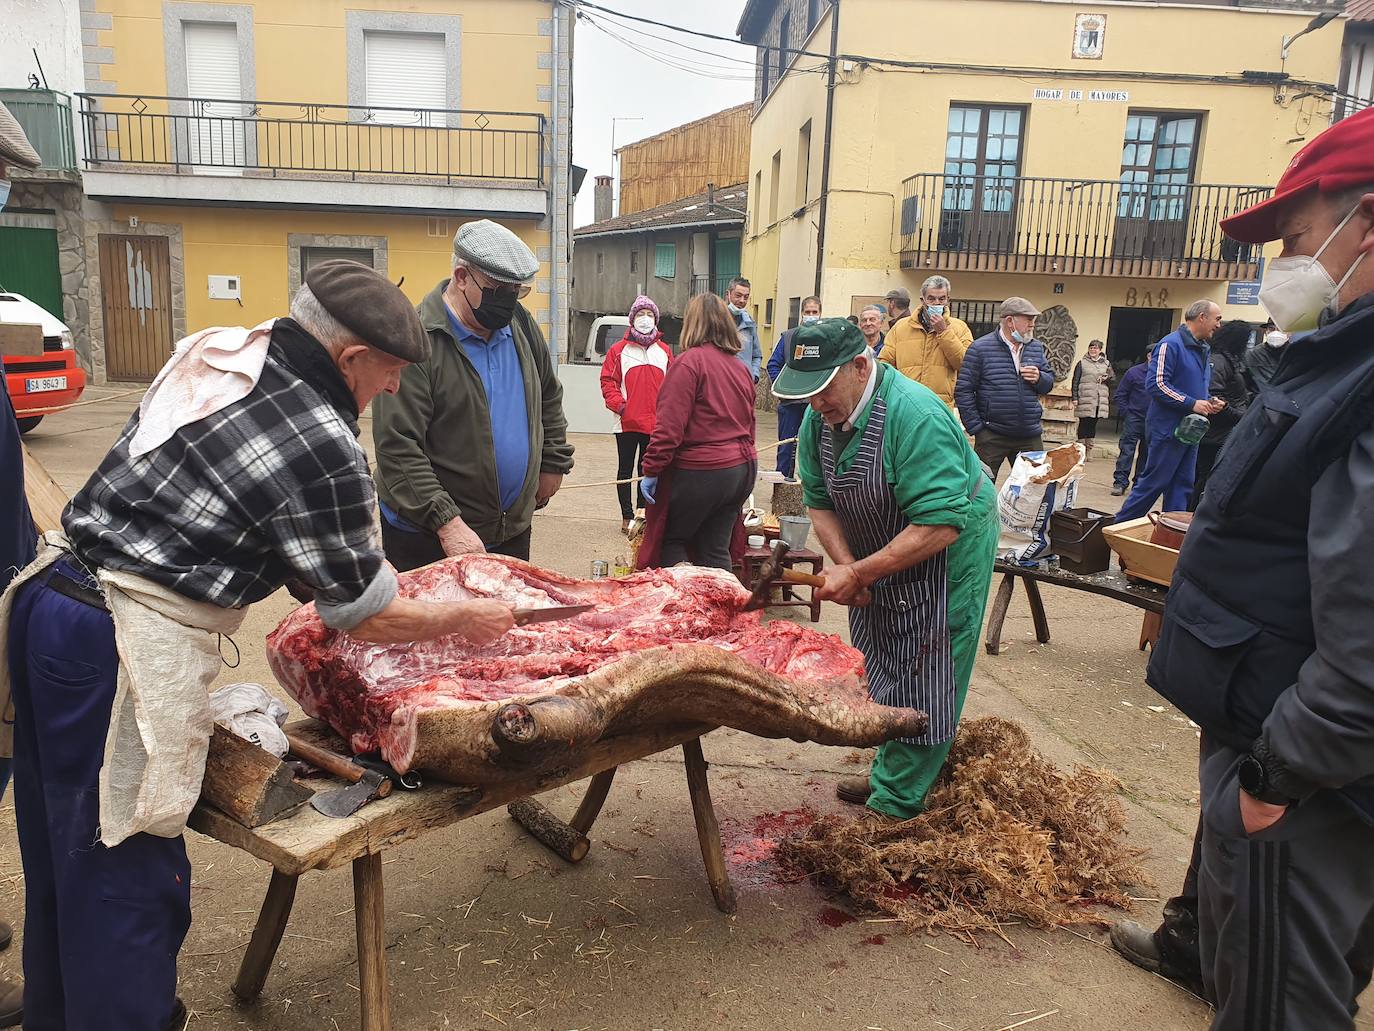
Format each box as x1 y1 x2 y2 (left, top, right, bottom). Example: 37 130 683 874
305 260 430 364
0 102 41 171
998 296 1042 318
452 219 539 284
884 287 911 305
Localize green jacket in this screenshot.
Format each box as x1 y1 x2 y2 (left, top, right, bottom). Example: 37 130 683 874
373 280 575 546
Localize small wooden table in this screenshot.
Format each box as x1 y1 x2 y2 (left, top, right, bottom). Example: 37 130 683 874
984 559 1168 656
189 719 734 1031
737 544 824 622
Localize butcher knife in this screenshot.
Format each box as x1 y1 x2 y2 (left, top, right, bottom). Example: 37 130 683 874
286 733 392 819
511 604 595 626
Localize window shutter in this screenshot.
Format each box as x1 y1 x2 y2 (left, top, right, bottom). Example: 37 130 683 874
654 243 676 280
184 22 242 101
364 31 447 124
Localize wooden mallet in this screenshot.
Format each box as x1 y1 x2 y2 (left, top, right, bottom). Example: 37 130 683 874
742 540 827 612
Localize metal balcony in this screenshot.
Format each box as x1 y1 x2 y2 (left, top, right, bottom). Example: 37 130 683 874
76 94 545 185
900 173 1271 280
690 274 736 297
0 89 77 172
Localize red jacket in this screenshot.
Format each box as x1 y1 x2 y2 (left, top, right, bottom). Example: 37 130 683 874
599 333 673 434
642 343 757 475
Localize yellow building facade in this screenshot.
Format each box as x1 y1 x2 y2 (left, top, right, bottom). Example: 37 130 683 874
738 0 1345 391
75 0 572 382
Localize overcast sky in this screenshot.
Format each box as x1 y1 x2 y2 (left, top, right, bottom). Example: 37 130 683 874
571 0 755 227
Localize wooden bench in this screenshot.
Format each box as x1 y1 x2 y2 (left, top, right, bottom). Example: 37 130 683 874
984 558 1168 656
189 718 734 1031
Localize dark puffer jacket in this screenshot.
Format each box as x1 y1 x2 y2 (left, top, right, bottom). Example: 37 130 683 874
954 330 1056 437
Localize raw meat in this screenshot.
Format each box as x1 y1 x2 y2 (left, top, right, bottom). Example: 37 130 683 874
267 556 926 783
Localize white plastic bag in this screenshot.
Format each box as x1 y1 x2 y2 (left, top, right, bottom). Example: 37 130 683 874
208 682 290 758
997 443 1086 564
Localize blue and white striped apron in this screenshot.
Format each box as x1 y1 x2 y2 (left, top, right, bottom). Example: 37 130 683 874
821 396 955 746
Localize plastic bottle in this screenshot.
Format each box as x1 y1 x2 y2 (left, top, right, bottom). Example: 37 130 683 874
1174 413 1210 445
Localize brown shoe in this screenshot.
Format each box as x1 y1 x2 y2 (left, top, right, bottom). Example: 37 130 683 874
0 976 21 1029
836 775 872 805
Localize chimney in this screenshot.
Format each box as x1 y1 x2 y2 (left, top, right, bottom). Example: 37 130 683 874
594 175 613 223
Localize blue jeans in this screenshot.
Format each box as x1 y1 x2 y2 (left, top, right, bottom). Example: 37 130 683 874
1113 414 1149 490
8 563 190 1030
776 403 806 478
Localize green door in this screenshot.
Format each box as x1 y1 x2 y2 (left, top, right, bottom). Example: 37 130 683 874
713 236 741 295
0 225 63 319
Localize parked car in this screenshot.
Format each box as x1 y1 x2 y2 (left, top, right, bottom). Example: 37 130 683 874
1 291 86 433
577 315 630 365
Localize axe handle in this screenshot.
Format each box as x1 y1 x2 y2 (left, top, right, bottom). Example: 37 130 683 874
777 568 827 588
286 734 392 797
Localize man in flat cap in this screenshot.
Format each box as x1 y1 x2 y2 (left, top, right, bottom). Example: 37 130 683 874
883 287 912 331
1110 106 1374 1029
373 219 574 567
773 319 997 821
0 97 43 1031
954 297 1056 477
1 261 518 1030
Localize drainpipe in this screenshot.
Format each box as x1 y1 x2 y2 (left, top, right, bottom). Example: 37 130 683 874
813 0 840 299
549 0 567 365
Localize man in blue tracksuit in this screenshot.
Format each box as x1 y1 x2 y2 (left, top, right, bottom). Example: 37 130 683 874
1115 300 1224 521
1111 343 1153 496
767 296 821 479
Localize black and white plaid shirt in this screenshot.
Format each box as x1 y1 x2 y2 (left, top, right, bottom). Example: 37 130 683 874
64 325 395 629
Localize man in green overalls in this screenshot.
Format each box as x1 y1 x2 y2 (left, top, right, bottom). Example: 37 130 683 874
773 318 997 820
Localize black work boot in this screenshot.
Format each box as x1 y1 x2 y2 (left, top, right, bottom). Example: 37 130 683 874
1110 901 1207 1000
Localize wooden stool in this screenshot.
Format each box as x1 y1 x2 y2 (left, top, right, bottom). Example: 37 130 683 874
736 545 824 622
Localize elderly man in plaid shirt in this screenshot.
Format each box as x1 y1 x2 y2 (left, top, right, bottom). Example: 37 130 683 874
0 261 517 1031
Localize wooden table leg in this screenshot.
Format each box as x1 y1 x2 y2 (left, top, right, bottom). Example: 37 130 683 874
984 573 1016 656
353 852 391 1031
1139 610 1162 651
681 737 738 915
232 869 299 1003
1023 577 1051 644
569 767 617 834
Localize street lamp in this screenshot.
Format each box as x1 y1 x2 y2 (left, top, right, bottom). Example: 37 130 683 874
1281 10 1338 62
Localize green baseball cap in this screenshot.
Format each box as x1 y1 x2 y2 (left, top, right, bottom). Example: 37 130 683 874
771 318 869 400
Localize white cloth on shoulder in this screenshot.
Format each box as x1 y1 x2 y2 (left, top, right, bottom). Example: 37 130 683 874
129 319 276 459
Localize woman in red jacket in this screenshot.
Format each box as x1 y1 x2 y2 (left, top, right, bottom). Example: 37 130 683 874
637 293 758 570
600 295 673 532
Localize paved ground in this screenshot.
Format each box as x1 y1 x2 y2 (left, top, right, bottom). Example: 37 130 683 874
4 388 1217 1030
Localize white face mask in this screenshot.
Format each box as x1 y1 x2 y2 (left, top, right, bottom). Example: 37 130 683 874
801 314 820 325
633 315 656 335
1259 204 1367 334
1264 330 1288 349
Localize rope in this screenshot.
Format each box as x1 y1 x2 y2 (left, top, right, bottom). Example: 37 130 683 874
18 387 145 418
559 437 800 490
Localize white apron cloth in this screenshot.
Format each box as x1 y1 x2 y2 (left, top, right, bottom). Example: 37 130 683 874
0 533 245 846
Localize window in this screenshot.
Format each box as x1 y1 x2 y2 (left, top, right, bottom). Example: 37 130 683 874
1118 112 1200 221
301 247 374 275
769 150 782 225
654 242 677 280
761 47 772 97
807 0 824 34
364 31 446 124
787 296 802 330
752 170 763 233
764 298 775 328
596 252 604 274
776 13 790 80
630 250 639 273
943 105 1025 214
796 120 812 207
184 21 245 166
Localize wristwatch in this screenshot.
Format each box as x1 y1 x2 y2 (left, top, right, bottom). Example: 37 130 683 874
1238 751 1296 807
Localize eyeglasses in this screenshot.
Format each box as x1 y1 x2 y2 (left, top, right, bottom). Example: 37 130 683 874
467 265 533 299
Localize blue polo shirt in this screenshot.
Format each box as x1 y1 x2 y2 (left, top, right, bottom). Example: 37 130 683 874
449 307 530 513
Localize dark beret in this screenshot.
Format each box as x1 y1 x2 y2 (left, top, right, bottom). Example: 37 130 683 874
304 260 430 363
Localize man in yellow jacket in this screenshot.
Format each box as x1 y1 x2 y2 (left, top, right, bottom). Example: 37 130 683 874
878 275 972 405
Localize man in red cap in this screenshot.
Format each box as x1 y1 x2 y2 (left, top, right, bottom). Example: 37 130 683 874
1111 107 1374 1029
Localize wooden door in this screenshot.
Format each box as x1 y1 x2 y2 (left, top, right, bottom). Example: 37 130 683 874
1114 113 1201 261
941 105 1024 254
99 234 174 381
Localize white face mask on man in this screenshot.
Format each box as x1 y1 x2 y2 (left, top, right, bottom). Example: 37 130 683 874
1259 204 1368 334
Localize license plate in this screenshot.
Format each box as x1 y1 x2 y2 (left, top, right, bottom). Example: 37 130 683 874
26 376 67 393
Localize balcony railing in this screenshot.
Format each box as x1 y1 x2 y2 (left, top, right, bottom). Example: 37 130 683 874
900 173 1271 280
690 274 736 297
77 94 545 185
0 88 77 172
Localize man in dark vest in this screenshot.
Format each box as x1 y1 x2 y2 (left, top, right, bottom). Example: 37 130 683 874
1112 108 1374 1029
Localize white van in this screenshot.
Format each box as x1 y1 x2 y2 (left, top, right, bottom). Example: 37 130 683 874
575 315 629 366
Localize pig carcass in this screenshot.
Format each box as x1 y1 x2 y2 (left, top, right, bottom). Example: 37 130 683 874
266 556 926 783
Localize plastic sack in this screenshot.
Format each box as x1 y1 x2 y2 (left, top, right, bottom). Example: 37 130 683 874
208 682 290 757
997 443 1086 564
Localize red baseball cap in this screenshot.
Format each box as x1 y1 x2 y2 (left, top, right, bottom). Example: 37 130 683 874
1222 107 1374 244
